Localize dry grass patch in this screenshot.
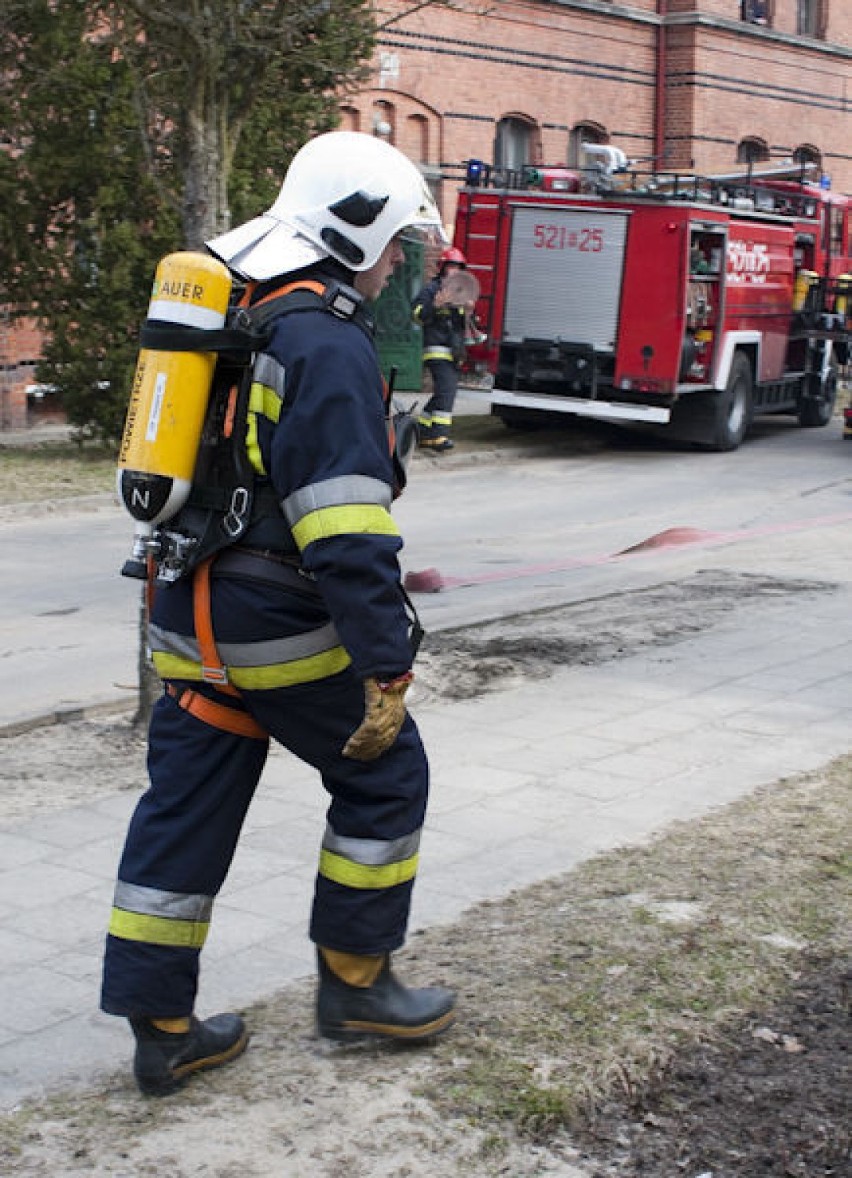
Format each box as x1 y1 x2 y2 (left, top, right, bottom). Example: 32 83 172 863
0 441 115 507
416 758 850 1140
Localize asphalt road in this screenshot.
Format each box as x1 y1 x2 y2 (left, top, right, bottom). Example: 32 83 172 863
2 410 852 731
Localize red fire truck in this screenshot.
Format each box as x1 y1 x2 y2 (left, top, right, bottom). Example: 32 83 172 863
453 161 850 450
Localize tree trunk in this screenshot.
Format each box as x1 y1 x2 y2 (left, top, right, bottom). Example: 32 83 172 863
132 586 161 734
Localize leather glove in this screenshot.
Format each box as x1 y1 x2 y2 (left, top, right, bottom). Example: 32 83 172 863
342 672 413 761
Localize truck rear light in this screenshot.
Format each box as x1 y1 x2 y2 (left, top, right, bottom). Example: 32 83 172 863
621 378 662 394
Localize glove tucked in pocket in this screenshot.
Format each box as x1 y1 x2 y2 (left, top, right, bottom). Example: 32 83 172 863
342 672 413 761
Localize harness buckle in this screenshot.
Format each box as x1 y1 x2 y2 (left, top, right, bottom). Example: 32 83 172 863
321 280 363 321
201 664 230 686
223 486 251 537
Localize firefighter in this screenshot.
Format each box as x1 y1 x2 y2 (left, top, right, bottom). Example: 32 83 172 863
101 131 456 1097
411 246 471 453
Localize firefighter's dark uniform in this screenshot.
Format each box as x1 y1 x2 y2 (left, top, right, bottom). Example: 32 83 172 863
101 270 427 1019
411 276 466 447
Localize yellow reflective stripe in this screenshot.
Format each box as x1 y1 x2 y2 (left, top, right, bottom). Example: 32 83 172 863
292 504 399 550
249 381 282 424
246 412 265 477
245 381 282 477
229 646 350 688
423 347 454 361
109 907 209 949
153 652 208 680
153 644 351 688
319 848 419 890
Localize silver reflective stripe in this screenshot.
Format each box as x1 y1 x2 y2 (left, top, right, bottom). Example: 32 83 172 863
253 353 286 397
282 475 392 527
149 621 342 667
113 880 214 922
148 624 198 663
321 823 422 866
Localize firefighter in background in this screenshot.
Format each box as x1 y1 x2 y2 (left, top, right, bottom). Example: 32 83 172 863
411 246 472 453
101 131 456 1097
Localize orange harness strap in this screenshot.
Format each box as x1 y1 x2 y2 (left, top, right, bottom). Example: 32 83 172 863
250 279 327 309
166 683 267 741
180 557 269 740
193 558 238 693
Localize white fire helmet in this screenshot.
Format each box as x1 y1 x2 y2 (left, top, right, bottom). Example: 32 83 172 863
207 131 447 281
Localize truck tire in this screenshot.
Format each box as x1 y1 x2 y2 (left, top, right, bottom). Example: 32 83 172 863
704 352 753 451
798 365 838 428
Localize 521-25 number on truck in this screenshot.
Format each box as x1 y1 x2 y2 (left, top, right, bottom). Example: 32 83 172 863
533 224 604 251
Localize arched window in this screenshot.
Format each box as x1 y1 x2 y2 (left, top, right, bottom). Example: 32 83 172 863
737 137 769 165
793 143 821 172
568 122 607 168
372 100 395 141
339 106 360 133
406 114 430 165
495 117 535 172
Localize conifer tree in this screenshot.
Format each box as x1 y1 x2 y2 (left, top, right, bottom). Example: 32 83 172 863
0 0 376 441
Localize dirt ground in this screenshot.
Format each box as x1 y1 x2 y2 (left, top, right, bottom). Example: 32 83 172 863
1 569 849 1176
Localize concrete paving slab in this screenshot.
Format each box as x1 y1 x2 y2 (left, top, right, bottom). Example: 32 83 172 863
1 584 851 1113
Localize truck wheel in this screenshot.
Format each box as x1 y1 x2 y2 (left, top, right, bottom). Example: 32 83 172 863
704 352 753 451
798 366 838 428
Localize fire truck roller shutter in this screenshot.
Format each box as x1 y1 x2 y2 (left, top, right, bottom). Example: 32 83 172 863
502 207 629 352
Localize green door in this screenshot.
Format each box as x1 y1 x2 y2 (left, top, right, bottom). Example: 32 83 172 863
374 239 425 392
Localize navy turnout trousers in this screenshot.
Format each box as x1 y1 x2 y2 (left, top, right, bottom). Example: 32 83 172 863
422 358 458 421
101 669 429 1018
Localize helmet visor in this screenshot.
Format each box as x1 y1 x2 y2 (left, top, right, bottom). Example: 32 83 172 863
397 180 448 245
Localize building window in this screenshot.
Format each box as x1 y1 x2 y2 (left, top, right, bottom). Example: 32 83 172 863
793 144 822 174
406 114 430 165
797 0 827 38
737 137 770 166
495 117 535 173
741 0 771 26
372 100 394 141
567 122 607 169
339 105 360 133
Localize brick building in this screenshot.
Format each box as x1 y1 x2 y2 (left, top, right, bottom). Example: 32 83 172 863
342 0 851 232
0 314 47 431
2 0 849 429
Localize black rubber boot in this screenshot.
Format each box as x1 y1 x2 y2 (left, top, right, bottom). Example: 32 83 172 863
129 1013 249 1096
419 432 454 453
316 950 456 1043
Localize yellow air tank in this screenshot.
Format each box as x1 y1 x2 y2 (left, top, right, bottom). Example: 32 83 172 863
117 252 232 570
792 269 817 313
835 274 850 317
